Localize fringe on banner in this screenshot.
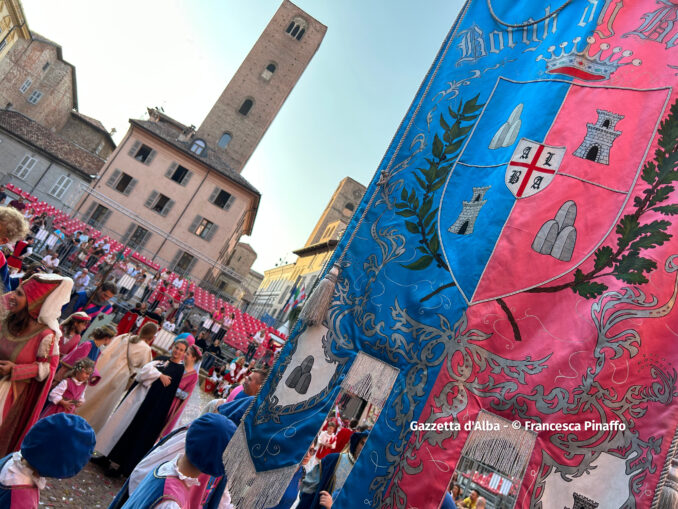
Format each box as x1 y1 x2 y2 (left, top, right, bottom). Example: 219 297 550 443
299 264 340 326
460 410 537 480
223 426 299 509
341 351 399 408
658 464 678 509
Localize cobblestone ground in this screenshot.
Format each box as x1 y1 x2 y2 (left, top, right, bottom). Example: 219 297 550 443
43 384 214 508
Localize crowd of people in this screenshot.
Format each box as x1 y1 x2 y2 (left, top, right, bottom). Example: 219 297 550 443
0 202 376 508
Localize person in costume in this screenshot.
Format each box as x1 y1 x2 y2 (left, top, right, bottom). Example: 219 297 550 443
77 323 156 432
0 207 29 291
109 396 252 509
6 237 33 274
315 421 338 460
52 325 116 385
41 358 94 416
0 413 95 508
297 431 369 509
58 312 91 357
94 339 188 477
109 413 235 509
159 344 202 438
61 281 117 320
0 274 73 456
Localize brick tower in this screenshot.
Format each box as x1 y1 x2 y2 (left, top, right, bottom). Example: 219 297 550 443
196 0 326 174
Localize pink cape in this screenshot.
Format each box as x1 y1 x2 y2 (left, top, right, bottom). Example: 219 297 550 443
159 369 198 438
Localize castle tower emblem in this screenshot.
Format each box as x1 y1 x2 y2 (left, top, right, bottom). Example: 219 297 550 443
565 492 600 509
448 186 490 235
573 109 624 165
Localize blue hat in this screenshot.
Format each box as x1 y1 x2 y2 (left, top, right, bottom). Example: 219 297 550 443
217 395 253 426
186 413 236 477
349 431 368 456
21 414 95 478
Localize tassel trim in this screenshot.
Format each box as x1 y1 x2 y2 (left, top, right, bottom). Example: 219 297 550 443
342 351 399 408
223 426 299 509
299 264 340 326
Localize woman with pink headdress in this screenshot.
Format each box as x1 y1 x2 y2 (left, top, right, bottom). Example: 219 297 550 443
159 343 202 437
0 273 73 454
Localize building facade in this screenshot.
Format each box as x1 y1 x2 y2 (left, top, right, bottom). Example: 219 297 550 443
0 0 30 59
0 110 103 211
250 177 366 322
75 1 326 300
0 27 115 158
75 112 261 284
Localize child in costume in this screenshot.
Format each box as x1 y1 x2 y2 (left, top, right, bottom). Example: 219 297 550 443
113 412 236 509
0 413 95 508
41 359 94 416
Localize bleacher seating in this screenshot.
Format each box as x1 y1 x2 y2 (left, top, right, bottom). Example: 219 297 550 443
5 184 287 355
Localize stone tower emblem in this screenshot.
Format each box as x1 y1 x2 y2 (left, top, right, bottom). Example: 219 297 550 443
565 492 600 509
573 109 624 164
448 186 490 235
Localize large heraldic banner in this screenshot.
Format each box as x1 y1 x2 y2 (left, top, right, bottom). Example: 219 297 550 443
222 1 678 508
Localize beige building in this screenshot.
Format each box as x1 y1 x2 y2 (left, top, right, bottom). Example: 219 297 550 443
75 1 326 299
0 0 30 59
250 177 365 322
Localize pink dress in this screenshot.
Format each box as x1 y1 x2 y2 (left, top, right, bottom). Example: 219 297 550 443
159 369 198 438
41 377 87 417
58 333 81 358
0 328 59 455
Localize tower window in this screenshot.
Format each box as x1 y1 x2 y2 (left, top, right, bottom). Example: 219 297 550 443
285 17 307 41
218 132 232 149
190 139 206 155
239 99 253 116
42 62 50 71
261 63 276 81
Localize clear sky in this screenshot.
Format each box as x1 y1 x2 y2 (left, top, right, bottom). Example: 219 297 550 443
21 0 465 273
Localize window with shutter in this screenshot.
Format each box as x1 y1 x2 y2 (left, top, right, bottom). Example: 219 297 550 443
121 223 136 243
204 223 218 242
210 189 233 209
165 163 178 179
194 218 214 239
105 169 121 188
144 191 159 209
48 175 72 199
224 194 235 210
132 143 153 163
161 199 174 217
128 140 141 157
180 170 192 187
167 164 190 185
208 187 220 203
123 178 137 196
13 155 37 180
188 215 201 234
129 225 150 250
145 149 156 165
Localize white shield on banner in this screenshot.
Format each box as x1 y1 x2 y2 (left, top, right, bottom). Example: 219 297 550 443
505 138 565 198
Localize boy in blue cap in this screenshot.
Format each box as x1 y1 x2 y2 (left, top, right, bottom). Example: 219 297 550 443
116 413 236 509
0 414 95 508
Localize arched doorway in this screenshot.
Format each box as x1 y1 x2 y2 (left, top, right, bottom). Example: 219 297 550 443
586 145 599 161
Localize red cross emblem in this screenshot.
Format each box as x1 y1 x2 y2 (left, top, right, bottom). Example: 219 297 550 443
505 139 565 198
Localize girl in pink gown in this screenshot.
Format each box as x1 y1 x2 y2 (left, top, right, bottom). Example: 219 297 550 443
159 344 202 437
41 358 94 416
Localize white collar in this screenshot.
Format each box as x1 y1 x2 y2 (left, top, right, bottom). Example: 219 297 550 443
157 455 201 487
1 452 46 490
